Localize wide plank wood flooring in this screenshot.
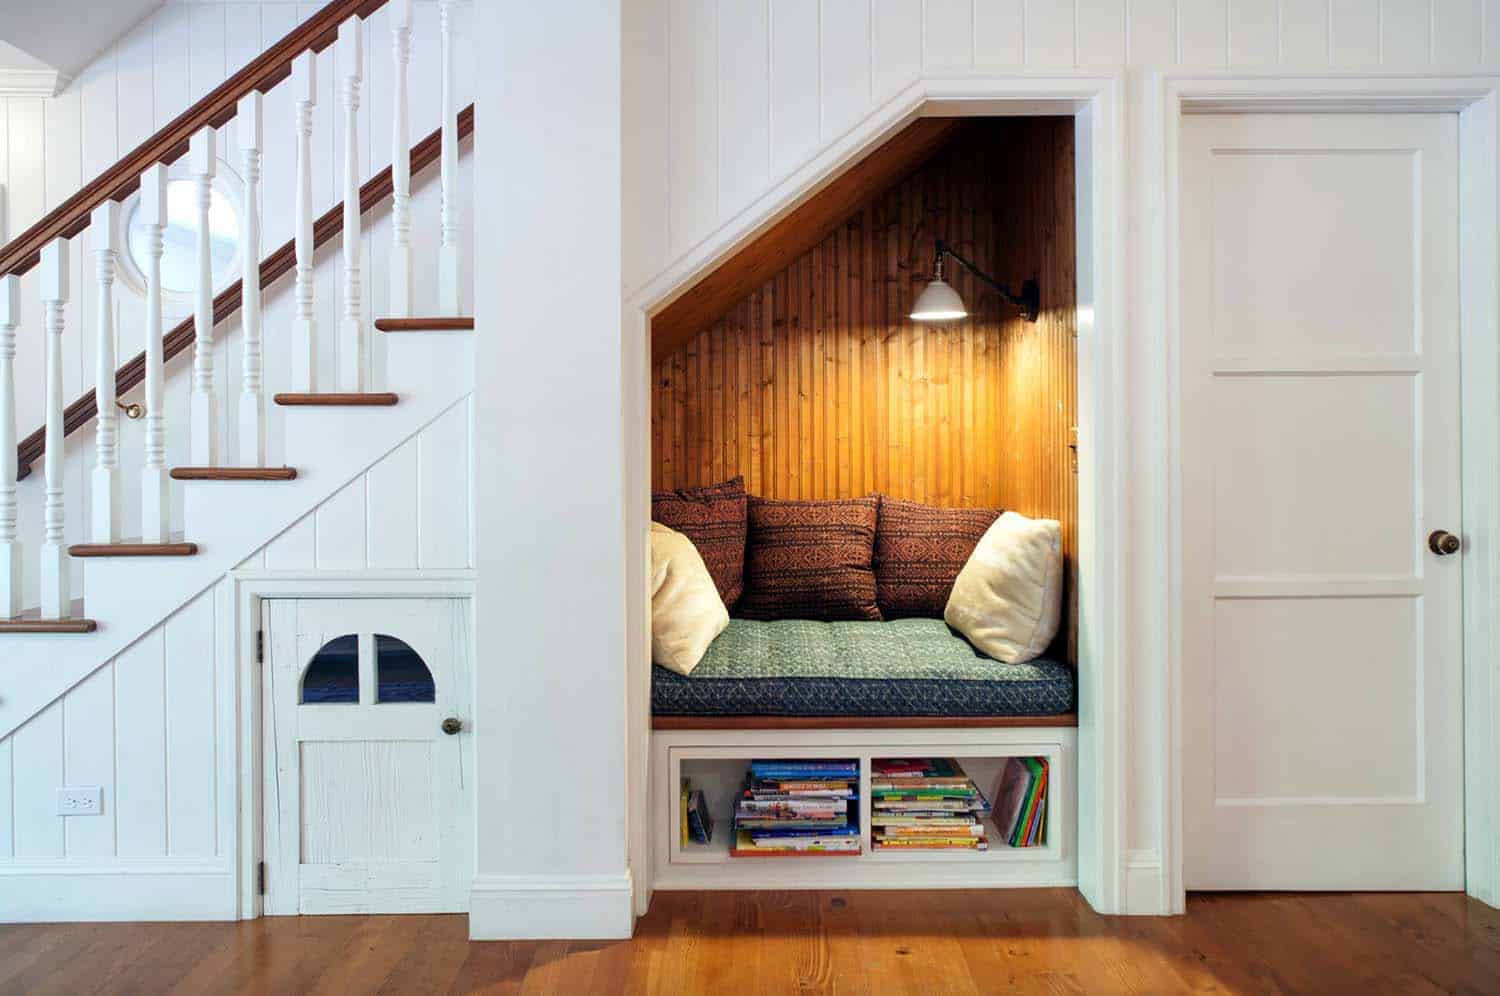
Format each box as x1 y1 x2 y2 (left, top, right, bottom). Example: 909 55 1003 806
1 890 1497 994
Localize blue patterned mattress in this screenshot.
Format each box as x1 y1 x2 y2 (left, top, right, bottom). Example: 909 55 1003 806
651 618 1076 717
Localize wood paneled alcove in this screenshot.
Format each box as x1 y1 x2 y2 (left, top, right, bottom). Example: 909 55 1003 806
650 116 1077 659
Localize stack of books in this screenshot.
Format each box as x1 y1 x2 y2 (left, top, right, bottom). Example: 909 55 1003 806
870 758 991 851
730 759 861 857
993 757 1049 847
679 781 714 846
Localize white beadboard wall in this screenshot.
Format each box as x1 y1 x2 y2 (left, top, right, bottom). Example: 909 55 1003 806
0 396 471 906
621 0 1500 912
0 0 475 613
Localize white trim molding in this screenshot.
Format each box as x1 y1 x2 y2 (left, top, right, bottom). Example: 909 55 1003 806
469 871 634 940
0 68 68 98
1148 73 1500 913
0 859 235 922
623 72 1130 919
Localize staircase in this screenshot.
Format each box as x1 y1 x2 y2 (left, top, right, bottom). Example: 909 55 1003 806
0 0 473 739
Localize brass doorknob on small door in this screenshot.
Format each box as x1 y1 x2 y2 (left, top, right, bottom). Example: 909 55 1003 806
1429 530 1461 556
441 717 463 735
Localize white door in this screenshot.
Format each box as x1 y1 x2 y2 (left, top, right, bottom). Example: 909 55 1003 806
263 598 473 914
1181 114 1464 890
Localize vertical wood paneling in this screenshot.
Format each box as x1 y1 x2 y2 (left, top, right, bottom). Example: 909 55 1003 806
6 100 46 236
366 436 419 568
264 516 317 569
1179 0 1229 64
974 0 1025 66
165 591 217 857
1230 0 1281 65
63 666 115 857
651 119 1077 655
872 0 922 97
1076 0 1127 65
717 0 770 218
417 399 470 567
1026 0 1076 65
671 0 719 250
1332 0 1382 63
316 476 368 569
1128 0 1181 63
624 0 671 289
924 0 974 70
1432 0 1482 63
11 701 64 858
0 737 12 857
1381 0 1433 63
820 0 871 139
1282 0 1334 63
154 5 194 128
113 629 166 856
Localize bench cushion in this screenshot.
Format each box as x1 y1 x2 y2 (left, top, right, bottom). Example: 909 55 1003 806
651 618 1075 717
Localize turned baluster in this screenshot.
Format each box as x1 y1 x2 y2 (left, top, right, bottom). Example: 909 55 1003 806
438 0 460 313
291 50 318 393
39 238 69 619
0 274 19 618
338 16 365 391
90 201 122 543
389 0 413 317
188 126 217 466
140 165 169 544
238 91 265 466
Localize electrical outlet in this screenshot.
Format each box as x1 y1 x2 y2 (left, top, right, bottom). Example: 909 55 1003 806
56 787 102 816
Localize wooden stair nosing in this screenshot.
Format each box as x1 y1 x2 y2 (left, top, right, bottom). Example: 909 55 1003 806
273 392 399 406
374 317 475 332
69 542 199 558
0 618 99 634
171 467 298 481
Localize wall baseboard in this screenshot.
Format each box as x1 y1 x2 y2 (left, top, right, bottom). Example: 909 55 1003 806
0 859 236 922
1124 849 1168 915
469 871 633 940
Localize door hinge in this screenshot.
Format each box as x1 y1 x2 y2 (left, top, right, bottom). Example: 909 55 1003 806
257 860 266 895
256 630 264 664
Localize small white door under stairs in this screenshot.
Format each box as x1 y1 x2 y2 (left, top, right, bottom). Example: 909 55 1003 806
263 598 473 914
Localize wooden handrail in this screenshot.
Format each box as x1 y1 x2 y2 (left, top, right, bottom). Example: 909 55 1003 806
0 0 388 281
15 104 474 480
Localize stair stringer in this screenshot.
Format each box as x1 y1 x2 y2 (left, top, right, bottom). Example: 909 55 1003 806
0 329 475 739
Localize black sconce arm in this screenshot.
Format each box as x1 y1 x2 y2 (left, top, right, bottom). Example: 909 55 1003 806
935 240 1040 322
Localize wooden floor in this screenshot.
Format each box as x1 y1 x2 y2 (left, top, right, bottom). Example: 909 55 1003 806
1 890 1497 994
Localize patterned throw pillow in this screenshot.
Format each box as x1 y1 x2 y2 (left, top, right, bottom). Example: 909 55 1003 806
651 476 748 607
736 496 883 621
874 497 1002 618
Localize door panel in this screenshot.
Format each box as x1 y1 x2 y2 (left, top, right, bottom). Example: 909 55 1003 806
1181 113 1463 890
263 598 472 914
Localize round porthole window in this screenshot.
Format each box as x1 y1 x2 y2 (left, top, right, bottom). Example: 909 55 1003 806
121 164 243 302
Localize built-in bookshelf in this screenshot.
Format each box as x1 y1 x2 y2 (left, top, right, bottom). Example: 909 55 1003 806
654 729 1075 890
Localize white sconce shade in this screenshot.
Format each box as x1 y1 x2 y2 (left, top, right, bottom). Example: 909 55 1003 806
909 278 968 322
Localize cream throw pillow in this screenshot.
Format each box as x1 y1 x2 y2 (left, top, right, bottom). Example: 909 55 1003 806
651 523 730 675
944 511 1063 664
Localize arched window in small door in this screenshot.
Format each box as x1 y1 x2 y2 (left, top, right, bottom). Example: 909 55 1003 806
376 634 436 703
301 634 359 703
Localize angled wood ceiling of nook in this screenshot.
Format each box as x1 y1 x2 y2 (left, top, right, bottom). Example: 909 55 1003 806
649 116 963 362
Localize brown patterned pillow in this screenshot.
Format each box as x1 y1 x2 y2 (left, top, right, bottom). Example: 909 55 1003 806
874 497 1002 618
736 496 882 621
652 477 748 607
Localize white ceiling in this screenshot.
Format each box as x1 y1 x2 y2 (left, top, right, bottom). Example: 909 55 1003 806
0 0 163 95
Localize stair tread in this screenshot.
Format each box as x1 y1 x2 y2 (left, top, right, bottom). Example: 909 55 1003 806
374 317 475 331
0 618 99 634
70 542 199 557
274 392 399 406
171 467 298 481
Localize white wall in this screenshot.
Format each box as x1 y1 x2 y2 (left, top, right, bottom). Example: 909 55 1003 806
620 0 1500 914
0 0 475 611
0 396 472 920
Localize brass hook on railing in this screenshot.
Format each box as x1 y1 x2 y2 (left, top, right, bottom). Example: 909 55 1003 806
116 401 144 420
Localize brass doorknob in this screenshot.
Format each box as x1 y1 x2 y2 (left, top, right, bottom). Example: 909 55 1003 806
441 717 463 735
1429 530 1461 556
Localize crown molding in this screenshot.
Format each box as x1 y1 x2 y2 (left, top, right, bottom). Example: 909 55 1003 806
0 67 68 97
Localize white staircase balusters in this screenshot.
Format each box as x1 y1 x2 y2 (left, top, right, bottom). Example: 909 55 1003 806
0 275 19 619
90 202 122 543
438 0 460 314
291 50 318 393
338 17 365 392
39 238 69 618
389 0 413 318
139 166 169 544
189 127 217 466
238 92 265 467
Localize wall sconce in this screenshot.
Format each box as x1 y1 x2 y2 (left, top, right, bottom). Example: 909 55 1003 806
910 240 1040 323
